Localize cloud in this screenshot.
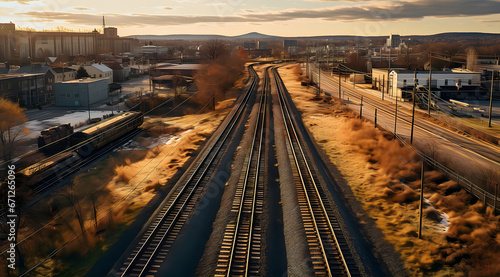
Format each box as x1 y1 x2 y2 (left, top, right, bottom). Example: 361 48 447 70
164 7 173 10
479 19 500 23
17 0 500 27
2 0 36 4
73 7 92 11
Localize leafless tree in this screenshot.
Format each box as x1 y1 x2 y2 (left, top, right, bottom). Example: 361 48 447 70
199 39 229 62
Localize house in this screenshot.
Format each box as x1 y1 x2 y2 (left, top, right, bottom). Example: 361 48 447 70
52 67 76 83
54 78 108 107
102 61 127 82
70 63 113 85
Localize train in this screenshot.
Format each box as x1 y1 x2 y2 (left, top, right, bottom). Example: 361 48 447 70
37 123 74 154
17 152 81 186
70 111 143 156
17 111 144 187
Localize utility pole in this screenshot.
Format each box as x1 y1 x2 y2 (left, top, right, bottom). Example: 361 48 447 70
428 55 432 116
394 94 398 136
87 88 91 123
382 75 385 100
339 69 342 99
360 96 363 118
353 72 356 89
389 46 392 69
418 161 425 239
318 55 321 95
411 70 417 144
489 70 495 127
305 48 308 78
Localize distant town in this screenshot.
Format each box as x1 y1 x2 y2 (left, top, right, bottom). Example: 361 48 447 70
1 20 499 110
1 18 500 277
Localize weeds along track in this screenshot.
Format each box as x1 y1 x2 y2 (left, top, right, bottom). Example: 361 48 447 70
214 67 271 277
115 66 259 277
272 67 359 277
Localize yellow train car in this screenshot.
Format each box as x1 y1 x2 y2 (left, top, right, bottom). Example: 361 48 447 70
70 112 143 156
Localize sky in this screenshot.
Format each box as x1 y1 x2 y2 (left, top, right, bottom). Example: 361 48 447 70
1 0 500 37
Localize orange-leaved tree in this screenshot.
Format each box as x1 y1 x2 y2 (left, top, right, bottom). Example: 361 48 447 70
0 98 30 161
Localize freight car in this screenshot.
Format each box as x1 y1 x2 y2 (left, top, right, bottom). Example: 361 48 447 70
70 111 143 157
37 123 74 153
17 152 81 187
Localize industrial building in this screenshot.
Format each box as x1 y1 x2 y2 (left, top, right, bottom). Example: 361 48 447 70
149 64 202 78
54 78 108 107
133 45 169 59
257 41 268 50
243 42 257 50
0 73 52 107
386 34 401 48
0 22 139 63
283 40 298 54
372 68 481 100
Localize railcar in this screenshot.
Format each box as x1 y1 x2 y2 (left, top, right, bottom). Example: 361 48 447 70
17 152 81 186
70 111 143 156
37 123 74 153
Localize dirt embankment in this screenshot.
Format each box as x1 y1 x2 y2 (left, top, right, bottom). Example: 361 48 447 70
279 64 500 277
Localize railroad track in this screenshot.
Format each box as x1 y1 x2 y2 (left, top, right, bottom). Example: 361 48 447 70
32 128 143 195
272 67 359 277
116 66 259 277
214 67 271 277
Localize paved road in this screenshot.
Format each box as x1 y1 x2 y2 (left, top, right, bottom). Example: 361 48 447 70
303 66 500 191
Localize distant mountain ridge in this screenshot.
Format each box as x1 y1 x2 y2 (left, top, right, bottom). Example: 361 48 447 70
127 32 500 41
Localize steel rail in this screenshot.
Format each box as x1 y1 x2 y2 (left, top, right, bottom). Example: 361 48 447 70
223 66 269 276
120 66 259 277
273 67 352 277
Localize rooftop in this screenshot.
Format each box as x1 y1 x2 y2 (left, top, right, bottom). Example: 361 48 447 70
390 69 480 74
52 67 76 73
59 78 107 84
156 64 202 70
0 73 45 80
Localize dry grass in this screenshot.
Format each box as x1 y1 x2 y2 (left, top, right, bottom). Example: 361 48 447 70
279 64 500 276
144 181 162 192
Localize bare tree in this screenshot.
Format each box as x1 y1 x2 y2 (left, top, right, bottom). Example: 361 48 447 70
199 39 229 62
59 187 85 235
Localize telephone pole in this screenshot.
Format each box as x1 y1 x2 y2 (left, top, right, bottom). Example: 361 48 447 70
418 161 425 239
411 70 417 144
428 55 432 116
489 70 495 127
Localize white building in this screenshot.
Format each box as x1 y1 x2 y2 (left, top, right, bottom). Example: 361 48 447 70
52 67 76 83
71 63 113 85
372 68 481 99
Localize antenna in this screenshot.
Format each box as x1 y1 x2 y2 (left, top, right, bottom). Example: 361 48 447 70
102 16 106 30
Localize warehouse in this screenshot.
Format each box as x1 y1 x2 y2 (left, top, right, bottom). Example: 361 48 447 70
54 78 108 107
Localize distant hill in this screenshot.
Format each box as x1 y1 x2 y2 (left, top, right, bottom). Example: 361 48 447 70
126 32 278 41
127 32 500 41
232 32 278 39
